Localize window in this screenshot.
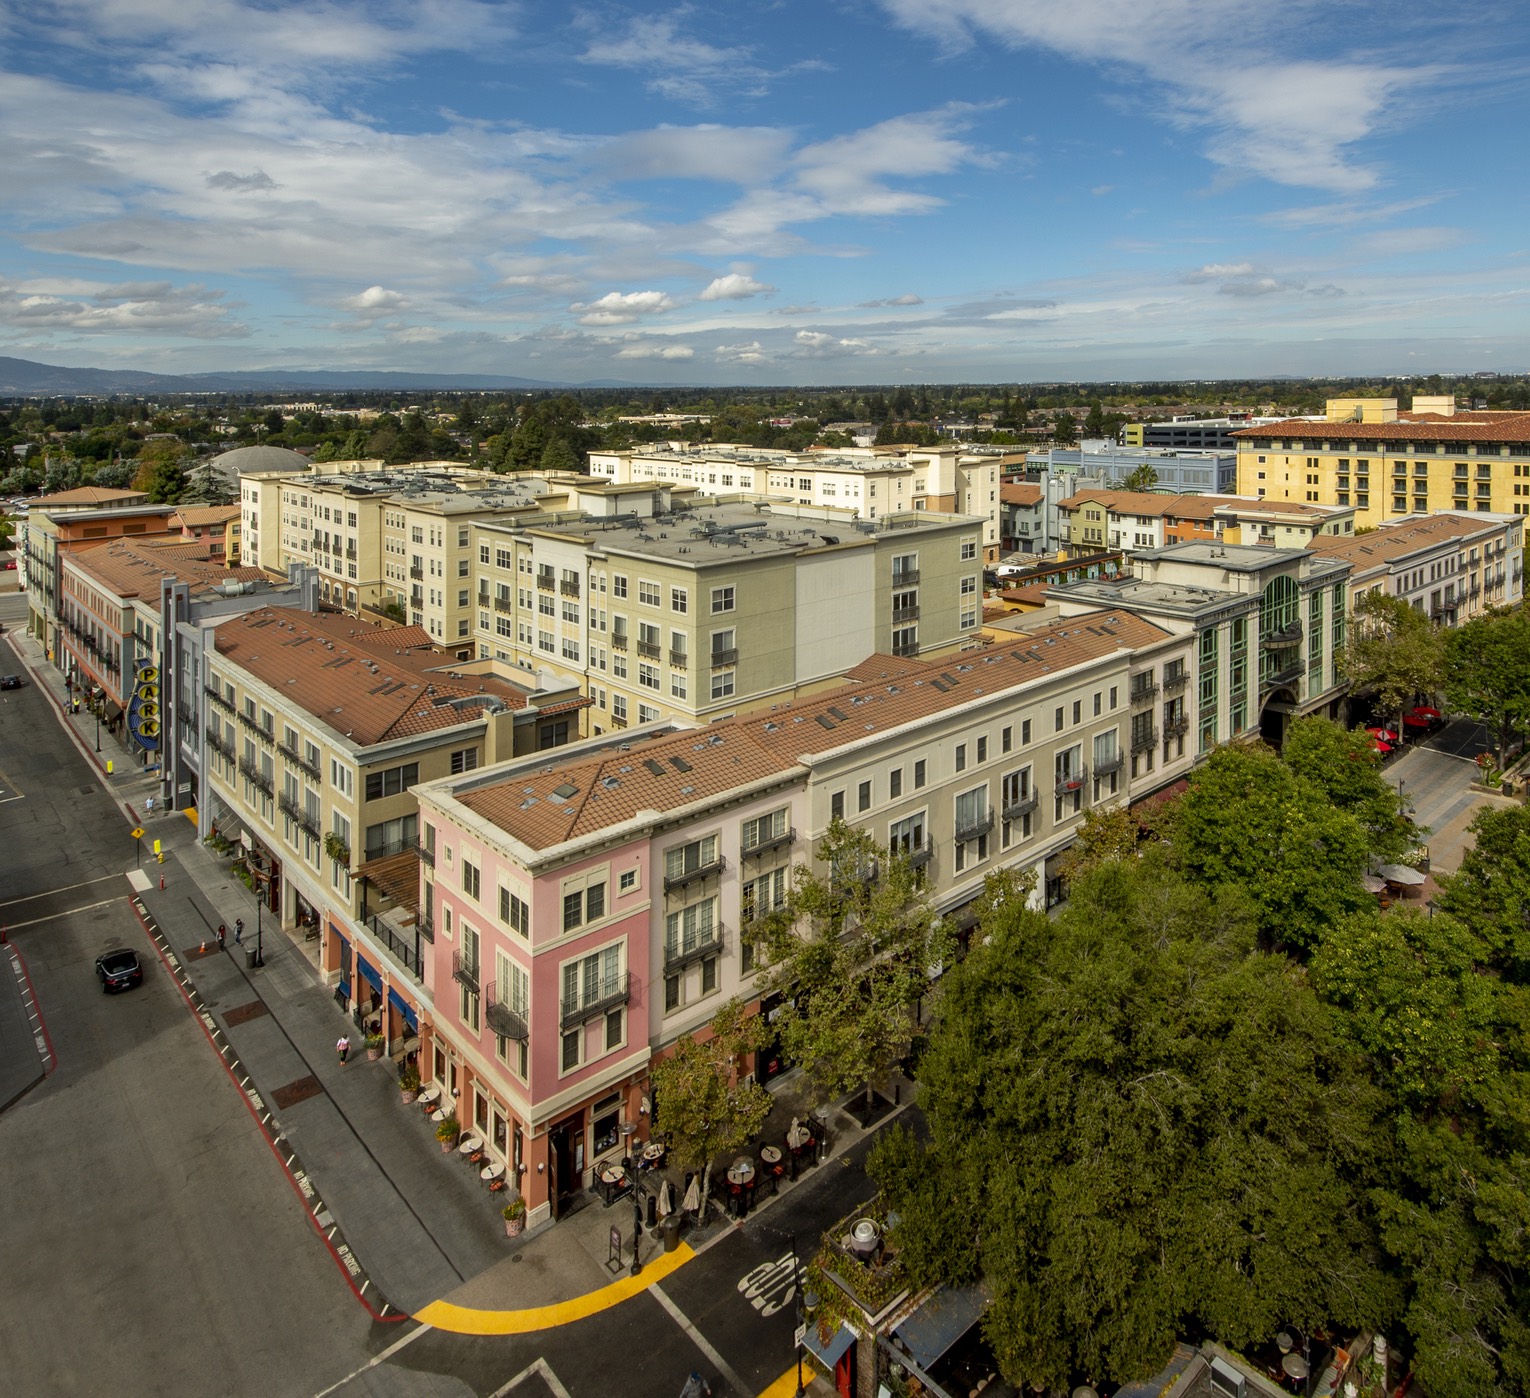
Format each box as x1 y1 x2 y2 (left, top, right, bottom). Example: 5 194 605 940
889 768 903 799
364 813 418 859
562 881 608 931
1000 768 1033 848
743 808 789 851
499 887 529 937
711 585 735 613
858 780 872 813
562 1031 581 1072
365 762 418 800
1022 719 1032 745
450 748 479 775
711 628 736 661
612 574 628 598
831 791 845 820
977 736 988 764
710 669 735 701
1072 699 1082 724
954 785 990 872
914 759 926 789
670 587 688 613
666 835 719 884
462 858 481 900
1054 706 1065 732
960 539 978 561
639 581 661 607
329 759 354 798
639 662 660 690
619 868 638 893
612 694 628 722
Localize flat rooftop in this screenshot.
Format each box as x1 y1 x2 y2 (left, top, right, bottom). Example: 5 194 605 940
302 467 554 512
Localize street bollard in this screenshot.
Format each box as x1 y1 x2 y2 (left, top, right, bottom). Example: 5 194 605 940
159 872 165 890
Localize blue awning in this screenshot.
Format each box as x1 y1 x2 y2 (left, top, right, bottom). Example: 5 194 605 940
356 957 382 992
337 977 351 997
803 1323 856 1370
388 986 418 1030
892 1279 991 1371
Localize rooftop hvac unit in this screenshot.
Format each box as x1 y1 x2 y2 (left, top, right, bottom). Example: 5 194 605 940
1208 1357 1245 1398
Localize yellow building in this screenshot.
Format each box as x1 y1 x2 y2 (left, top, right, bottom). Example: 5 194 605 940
1234 398 1530 529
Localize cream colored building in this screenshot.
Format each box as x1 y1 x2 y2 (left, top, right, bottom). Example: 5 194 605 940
588 443 1009 561
1234 397 1530 529
471 484 988 732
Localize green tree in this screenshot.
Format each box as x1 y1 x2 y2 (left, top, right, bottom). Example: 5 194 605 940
873 857 1391 1392
1281 715 1412 861
1051 412 1077 445
1165 739 1375 952
1437 802 1530 979
1119 463 1159 492
748 820 948 1113
1340 590 1444 733
649 1000 772 1224
1443 608 1530 766
132 439 189 503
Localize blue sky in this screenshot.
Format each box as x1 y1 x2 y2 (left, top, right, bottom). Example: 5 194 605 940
0 0 1527 385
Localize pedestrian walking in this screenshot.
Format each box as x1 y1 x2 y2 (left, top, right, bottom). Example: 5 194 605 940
336 1034 350 1064
217 923 227 949
145 795 154 815
234 918 244 946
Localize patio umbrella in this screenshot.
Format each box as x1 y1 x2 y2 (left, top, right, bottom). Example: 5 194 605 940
1378 863 1427 886
682 1174 701 1215
1361 873 1387 893
1373 739 1392 754
1367 726 1398 742
657 1178 674 1220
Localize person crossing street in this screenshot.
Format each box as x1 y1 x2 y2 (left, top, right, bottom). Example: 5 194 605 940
336 1034 350 1064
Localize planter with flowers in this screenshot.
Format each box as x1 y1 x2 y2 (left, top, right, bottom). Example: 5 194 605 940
365 1033 385 1062
502 1197 527 1237
398 1062 420 1104
436 1111 460 1152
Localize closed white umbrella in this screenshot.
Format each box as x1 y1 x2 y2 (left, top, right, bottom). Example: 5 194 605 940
658 1179 675 1219
682 1174 701 1215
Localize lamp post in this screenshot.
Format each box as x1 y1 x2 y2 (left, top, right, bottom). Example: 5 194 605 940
94 705 100 753
621 1148 648 1278
793 1233 807 1398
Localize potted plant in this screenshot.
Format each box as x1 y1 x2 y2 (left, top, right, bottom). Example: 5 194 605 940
502 1197 526 1237
398 1062 420 1104
365 1033 385 1062
323 831 350 866
436 1111 460 1151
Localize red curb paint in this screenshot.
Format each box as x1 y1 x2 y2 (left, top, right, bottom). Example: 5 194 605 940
127 897 407 1324
5 938 58 1075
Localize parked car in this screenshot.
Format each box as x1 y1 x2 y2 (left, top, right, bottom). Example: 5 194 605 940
0 675 22 690
95 948 144 993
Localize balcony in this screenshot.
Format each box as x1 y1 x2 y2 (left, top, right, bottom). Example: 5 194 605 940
637 640 661 660
207 732 234 761
416 842 435 868
365 913 425 982
904 840 933 869
452 950 480 993
710 647 739 667
238 758 273 796
892 641 920 658
409 566 424 581
1002 793 1039 821
742 827 796 859
560 971 630 1029
1264 658 1306 687
278 793 320 838
1131 726 1159 753
665 925 724 973
892 604 920 623
1263 621 1303 647
560 579 580 598
536 574 555 591
891 568 920 586
204 686 235 714
664 855 726 894
417 914 434 943
1165 714 1190 739
1129 680 1159 705
1055 768 1089 796
611 632 629 651
485 986 529 1042
493 597 511 613
954 811 994 844
1094 753 1124 776
1162 668 1188 693
669 650 689 668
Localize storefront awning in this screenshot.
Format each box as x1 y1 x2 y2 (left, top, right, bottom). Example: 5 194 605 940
892 1280 991 1371
388 986 418 1030
103 701 123 722
356 957 382 992
803 1323 856 1370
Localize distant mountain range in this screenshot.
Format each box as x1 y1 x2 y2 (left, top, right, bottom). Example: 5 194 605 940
0 356 631 396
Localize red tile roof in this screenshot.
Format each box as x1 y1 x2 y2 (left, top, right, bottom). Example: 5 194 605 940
34 486 147 506
66 537 265 599
213 608 540 747
1000 483 1042 506
1234 413 1530 444
457 610 1170 852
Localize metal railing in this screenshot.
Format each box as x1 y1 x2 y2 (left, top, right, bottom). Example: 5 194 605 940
536 574 555 591
1262 621 1303 647
1164 714 1189 738
1131 726 1159 753
710 647 738 666
1002 793 1038 821
1095 753 1124 776
1130 679 1159 704
611 633 628 650
637 640 661 659
664 855 726 893
560 579 580 597
1264 658 1306 687
367 914 424 982
205 686 235 713
903 839 933 868
560 971 629 1029
893 642 919 657
892 604 920 622
891 568 920 586
409 566 424 580
1055 767 1089 795
452 950 480 993
669 650 689 668
238 758 273 796
1162 668 1188 693
207 731 234 761
416 842 435 868
741 827 795 858
954 811 994 843
664 925 724 973
485 986 528 1042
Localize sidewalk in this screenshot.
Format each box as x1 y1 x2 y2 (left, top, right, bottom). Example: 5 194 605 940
8 619 911 1327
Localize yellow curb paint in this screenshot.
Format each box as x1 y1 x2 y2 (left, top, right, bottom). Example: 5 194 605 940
755 1365 803 1398
414 1243 696 1335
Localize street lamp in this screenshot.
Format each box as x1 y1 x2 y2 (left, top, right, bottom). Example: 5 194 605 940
793 1233 808 1398
94 704 100 753
621 1149 648 1278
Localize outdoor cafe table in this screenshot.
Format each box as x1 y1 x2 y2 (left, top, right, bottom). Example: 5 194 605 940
480 1160 506 1184
459 1135 484 1157
417 1087 441 1109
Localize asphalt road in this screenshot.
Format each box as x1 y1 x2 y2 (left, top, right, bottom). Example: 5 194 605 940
0 639 376 1397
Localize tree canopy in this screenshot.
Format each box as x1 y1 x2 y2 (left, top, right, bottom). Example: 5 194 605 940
1340 590 1444 726
872 856 1392 1391
1443 607 1530 765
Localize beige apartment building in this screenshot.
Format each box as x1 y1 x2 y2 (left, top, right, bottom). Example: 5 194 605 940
470 485 988 733
588 443 1011 560
198 605 587 1045
1234 396 1530 529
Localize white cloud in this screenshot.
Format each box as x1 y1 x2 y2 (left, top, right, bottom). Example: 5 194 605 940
874 0 1449 192
344 285 409 313
792 329 877 357
857 294 923 308
596 126 793 185
613 341 695 360
714 340 770 363
1183 262 1257 282
570 290 676 325
698 273 774 301
0 276 247 338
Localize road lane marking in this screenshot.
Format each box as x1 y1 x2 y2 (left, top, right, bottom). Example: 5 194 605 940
738 1252 797 1317
755 1368 802 1398
413 1242 695 1335
651 1282 751 1397
0 873 123 911
309 1324 433 1398
2 896 124 932
491 1357 574 1398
